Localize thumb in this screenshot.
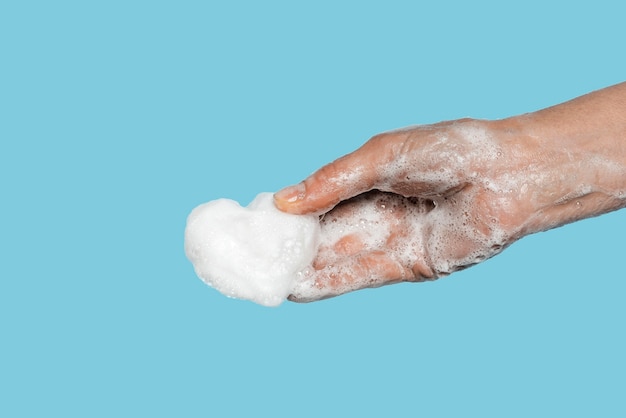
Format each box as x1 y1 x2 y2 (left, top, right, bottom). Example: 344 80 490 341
274 134 396 215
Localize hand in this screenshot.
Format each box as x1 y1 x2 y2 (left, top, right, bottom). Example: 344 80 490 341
274 83 626 302
274 119 533 302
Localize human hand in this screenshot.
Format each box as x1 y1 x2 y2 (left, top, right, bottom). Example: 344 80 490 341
273 84 626 302
273 119 533 301
274 111 626 302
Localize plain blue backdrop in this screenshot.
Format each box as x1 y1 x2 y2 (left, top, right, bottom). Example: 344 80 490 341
1 1 625 416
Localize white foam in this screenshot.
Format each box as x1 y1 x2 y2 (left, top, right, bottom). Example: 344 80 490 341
288 189 511 302
184 192 321 307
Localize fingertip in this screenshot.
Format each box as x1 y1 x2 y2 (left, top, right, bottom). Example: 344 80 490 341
274 183 306 213
274 172 344 215
287 293 316 303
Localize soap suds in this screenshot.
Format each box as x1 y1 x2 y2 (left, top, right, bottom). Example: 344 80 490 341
289 188 510 302
184 192 320 307
287 122 514 302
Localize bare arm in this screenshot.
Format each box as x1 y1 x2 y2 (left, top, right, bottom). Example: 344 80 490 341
499 82 626 234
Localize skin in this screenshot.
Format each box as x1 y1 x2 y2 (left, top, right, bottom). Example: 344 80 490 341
274 82 626 302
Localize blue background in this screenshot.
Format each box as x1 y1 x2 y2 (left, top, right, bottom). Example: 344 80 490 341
2 1 625 416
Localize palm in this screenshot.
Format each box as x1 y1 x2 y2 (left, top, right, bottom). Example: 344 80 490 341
289 186 516 302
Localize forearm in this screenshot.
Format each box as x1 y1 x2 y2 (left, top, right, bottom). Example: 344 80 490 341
494 82 626 235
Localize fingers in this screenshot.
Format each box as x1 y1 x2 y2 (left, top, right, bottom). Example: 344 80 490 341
288 250 414 303
274 134 397 215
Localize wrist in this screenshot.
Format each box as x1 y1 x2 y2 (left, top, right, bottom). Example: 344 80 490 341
490 114 626 236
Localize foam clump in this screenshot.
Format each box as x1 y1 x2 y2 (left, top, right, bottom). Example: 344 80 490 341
184 192 321 307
